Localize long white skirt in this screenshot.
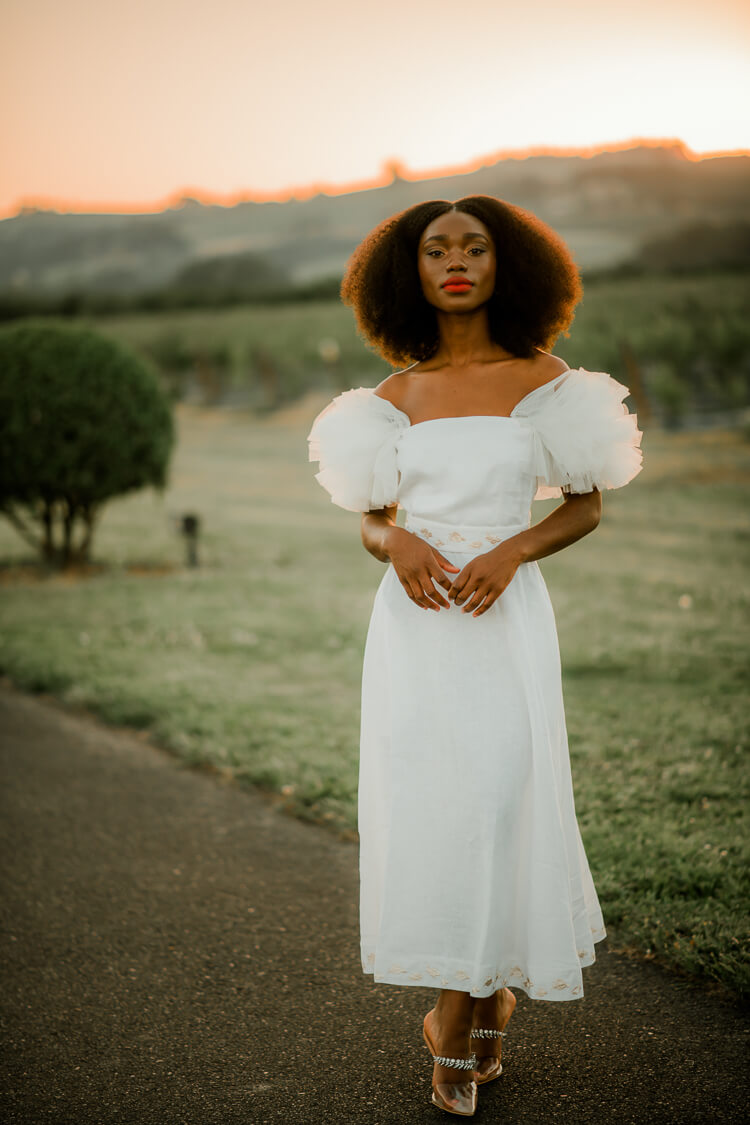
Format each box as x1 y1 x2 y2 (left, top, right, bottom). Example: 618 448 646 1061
357 534 605 1001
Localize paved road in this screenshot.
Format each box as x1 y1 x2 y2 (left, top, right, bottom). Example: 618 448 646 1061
1 680 747 1125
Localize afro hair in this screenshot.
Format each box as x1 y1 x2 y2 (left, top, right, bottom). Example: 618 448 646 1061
340 195 583 368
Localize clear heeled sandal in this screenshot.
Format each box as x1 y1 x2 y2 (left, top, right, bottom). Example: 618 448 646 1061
470 1026 507 1085
422 1012 478 1117
471 988 516 1085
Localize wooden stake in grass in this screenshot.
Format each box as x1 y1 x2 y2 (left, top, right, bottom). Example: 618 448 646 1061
181 513 200 568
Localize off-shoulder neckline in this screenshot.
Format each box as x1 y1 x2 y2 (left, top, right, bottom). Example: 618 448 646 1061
371 368 575 429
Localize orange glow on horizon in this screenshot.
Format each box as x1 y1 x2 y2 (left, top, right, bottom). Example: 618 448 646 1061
6 137 749 221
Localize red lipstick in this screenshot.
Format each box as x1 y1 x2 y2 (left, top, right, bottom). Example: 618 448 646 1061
442 278 474 292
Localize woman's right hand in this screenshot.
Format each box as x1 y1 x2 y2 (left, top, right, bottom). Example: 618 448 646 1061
383 526 460 611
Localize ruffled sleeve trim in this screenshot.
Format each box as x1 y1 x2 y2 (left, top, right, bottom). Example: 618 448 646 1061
512 368 644 501
307 387 409 512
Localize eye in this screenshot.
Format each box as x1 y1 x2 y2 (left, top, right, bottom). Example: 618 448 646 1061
425 246 486 258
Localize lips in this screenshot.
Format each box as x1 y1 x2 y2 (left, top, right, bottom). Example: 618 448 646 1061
442 278 474 291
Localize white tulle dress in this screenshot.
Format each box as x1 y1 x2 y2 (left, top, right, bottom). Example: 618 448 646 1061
307 367 643 1001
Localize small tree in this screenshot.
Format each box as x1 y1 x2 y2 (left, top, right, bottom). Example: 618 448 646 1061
0 319 175 568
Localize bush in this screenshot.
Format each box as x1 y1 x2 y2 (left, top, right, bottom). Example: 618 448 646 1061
0 319 175 568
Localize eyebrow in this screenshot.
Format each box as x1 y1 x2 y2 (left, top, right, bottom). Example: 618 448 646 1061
422 232 490 245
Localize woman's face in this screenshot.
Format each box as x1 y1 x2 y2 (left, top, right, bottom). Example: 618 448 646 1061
417 209 496 312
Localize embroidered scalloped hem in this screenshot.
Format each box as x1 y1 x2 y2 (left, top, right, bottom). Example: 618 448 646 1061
360 926 607 1001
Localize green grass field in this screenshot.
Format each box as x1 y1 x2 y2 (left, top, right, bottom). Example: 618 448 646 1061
0 400 748 999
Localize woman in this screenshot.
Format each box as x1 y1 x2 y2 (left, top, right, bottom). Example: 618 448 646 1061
307 196 643 1117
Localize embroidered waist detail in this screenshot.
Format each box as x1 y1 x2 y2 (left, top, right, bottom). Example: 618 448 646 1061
404 515 531 554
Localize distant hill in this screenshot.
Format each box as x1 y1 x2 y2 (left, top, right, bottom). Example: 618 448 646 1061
1 142 748 297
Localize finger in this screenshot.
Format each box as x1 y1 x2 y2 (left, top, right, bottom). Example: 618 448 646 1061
422 580 450 609
406 578 438 611
447 569 470 602
400 577 423 608
414 572 451 610
472 591 500 617
432 550 461 574
461 588 488 614
450 578 472 605
428 565 454 594
423 588 448 610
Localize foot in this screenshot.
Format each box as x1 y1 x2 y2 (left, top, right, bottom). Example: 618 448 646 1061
423 1008 477 1116
470 987 516 1083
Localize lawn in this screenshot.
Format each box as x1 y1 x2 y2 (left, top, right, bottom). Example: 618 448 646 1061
0 400 748 999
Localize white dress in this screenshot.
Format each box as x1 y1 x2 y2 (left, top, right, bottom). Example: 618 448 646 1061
307 367 643 1001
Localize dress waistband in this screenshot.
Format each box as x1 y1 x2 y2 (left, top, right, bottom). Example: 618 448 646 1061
404 515 531 554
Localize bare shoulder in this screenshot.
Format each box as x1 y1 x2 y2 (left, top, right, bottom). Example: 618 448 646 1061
531 350 570 382
373 365 420 411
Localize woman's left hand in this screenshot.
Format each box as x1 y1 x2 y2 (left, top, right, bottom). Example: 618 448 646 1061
447 543 524 617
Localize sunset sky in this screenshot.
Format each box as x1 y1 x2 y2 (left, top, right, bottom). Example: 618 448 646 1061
2 0 749 218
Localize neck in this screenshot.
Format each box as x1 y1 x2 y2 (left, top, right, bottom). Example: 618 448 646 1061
432 307 514 367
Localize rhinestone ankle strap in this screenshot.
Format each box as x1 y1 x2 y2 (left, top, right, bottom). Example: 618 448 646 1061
471 1028 507 1039
431 1052 478 1070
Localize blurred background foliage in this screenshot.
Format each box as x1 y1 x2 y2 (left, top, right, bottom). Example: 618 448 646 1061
7 270 741 429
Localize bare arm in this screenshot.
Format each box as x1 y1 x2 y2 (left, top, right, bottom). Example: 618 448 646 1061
360 505 400 564
511 488 602 564
361 506 461 611
361 491 601 615
448 489 602 616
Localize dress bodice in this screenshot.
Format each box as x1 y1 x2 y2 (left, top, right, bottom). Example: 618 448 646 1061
396 416 538 527
307 367 643 519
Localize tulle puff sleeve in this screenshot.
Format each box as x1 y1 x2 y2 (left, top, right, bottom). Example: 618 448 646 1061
307 387 409 512
513 368 644 501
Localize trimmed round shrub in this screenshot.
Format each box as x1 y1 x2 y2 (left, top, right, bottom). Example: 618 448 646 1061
0 319 175 568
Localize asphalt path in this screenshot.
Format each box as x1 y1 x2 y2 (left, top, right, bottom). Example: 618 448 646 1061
1 680 747 1125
